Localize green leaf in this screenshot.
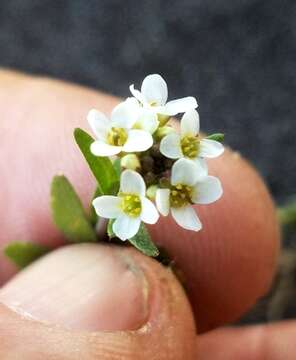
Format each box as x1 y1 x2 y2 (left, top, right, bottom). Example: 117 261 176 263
90 186 102 225
107 219 116 239
206 133 225 143
74 128 119 194
4 242 50 269
278 199 296 229
51 175 97 243
113 158 122 178
129 223 159 257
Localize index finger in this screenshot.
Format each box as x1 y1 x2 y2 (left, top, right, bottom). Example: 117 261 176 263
0 70 280 332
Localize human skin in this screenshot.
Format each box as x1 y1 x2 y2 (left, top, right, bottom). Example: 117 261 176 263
0 69 292 359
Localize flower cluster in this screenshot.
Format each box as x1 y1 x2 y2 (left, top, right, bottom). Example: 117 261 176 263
89 74 224 241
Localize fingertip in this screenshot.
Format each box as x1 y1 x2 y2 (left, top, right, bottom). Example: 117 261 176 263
0 244 196 359
150 148 280 331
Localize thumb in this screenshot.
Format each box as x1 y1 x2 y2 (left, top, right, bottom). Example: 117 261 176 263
0 244 196 359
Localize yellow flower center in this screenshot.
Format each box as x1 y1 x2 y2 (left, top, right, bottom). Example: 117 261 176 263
169 184 193 208
107 127 128 146
181 135 200 159
120 193 142 217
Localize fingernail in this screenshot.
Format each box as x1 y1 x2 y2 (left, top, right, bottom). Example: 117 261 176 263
0 244 149 331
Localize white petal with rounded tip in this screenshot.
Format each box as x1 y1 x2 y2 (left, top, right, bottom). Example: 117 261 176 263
120 169 146 196
129 84 147 105
141 74 168 106
192 176 223 204
191 157 208 178
111 100 138 129
160 96 198 116
199 139 224 158
135 108 159 134
92 196 122 218
87 109 110 140
155 188 170 216
140 197 159 224
171 206 202 231
171 158 200 186
180 109 200 136
90 141 122 156
123 129 153 152
159 133 182 159
125 96 141 108
113 215 141 241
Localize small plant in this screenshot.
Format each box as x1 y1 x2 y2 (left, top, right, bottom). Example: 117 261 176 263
5 74 224 267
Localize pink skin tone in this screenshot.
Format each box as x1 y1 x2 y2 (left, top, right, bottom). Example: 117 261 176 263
0 70 289 360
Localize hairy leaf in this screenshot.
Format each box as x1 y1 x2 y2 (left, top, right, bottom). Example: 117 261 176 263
205 133 225 143
74 128 119 194
4 242 50 269
51 175 97 243
129 223 159 257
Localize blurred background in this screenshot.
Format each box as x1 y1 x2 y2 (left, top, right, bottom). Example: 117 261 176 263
0 0 295 322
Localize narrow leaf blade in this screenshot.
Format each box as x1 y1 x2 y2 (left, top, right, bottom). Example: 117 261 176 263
90 186 103 225
113 158 122 178
4 242 50 269
129 223 159 257
74 128 119 194
51 175 97 243
205 133 225 143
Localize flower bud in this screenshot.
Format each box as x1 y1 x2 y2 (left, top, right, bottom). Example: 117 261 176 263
155 126 175 140
146 185 158 201
121 154 141 170
141 155 154 172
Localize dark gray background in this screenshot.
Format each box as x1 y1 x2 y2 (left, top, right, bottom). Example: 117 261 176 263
0 0 295 203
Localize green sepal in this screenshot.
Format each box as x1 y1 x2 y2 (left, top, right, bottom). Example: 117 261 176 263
206 133 225 143
4 241 50 269
107 219 116 239
51 175 97 243
129 223 159 257
74 128 119 194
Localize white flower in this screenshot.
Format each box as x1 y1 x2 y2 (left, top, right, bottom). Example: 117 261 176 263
88 100 153 157
129 74 198 116
124 97 159 134
160 109 224 168
156 158 222 231
92 170 159 240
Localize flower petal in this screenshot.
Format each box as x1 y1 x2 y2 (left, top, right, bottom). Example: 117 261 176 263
192 176 223 204
140 197 159 224
193 158 209 178
129 84 147 105
111 100 138 129
123 129 153 152
90 140 122 156
87 109 110 140
171 158 200 186
160 96 198 116
113 215 141 241
92 196 122 219
120 169 146 196
159 133 182 159
141 74 168 106
199 139 224 158
155 188 170 216
171 206 202 231
135 108 159 134
180 109 200 137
